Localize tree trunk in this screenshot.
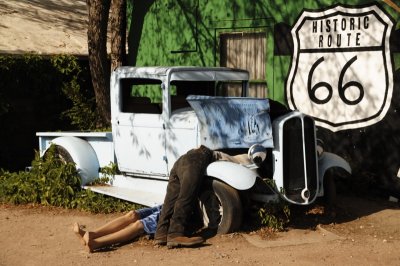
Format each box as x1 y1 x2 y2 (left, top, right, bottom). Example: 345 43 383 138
87 0 111 127
110 0 127 72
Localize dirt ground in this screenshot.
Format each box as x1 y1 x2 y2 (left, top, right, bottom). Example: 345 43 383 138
1 1 399 264
1 193 399 266
0 0 89 55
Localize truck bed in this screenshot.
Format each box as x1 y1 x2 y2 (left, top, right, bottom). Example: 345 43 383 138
36 131 114 168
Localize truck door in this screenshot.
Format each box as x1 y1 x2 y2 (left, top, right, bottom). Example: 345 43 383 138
112 79 168 177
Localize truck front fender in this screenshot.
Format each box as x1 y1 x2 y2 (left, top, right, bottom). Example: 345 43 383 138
206 161 257 190
318 151 352 180
47 136 100 185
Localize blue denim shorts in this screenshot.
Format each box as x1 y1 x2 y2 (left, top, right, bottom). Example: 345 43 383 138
136 205 162 235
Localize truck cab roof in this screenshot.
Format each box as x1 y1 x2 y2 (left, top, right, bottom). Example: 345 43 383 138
113 66 249 82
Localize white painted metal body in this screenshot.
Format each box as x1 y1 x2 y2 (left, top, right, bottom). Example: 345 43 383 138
317 151 352 197
271 111 352 205
37 132 114 185
37 67 262 206
36 66 352 207
272 111 317 204
109 67 251 177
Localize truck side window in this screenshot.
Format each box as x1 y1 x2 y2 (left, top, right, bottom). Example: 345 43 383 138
120 78 162 114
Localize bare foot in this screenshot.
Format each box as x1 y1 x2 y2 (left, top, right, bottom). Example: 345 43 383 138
73 222 86 246
83 231 95 253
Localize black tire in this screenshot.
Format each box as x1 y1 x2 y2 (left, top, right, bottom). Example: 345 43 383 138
198 179 243 234
44 145 74 164
323 170 337 208
322 171 339 219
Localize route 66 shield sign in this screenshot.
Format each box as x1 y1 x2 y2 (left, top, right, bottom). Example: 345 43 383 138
286 4 394 132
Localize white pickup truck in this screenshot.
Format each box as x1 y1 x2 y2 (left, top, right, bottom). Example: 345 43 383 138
37 66 351 233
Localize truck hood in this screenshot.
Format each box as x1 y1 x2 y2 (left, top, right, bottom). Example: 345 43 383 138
187 96 273 149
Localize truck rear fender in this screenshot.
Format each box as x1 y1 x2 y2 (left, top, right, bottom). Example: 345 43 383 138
47 136 100 185
318 151 352 181
205 161 257 190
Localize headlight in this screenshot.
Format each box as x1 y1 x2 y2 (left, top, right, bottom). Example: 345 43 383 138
247 144 267 165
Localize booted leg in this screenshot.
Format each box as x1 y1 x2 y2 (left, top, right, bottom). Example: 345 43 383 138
167 236 204 249
84 220 145 252
168 149 210 237
166 148 211 248
155 169 180 245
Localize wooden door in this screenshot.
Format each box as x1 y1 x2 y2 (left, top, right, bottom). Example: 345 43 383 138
220 32 267 98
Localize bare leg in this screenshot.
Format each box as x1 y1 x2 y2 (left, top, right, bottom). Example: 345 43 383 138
84 220 145 252
73 222 86 246
73 210 139 247
87 210 139 239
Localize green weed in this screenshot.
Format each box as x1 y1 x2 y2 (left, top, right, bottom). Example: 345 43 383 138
0 146 140 213
257 202 290 231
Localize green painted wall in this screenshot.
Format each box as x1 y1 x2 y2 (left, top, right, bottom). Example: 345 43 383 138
127 0 399 104
126 1 400 194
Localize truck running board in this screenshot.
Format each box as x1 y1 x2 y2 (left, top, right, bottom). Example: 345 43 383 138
83 175 167 207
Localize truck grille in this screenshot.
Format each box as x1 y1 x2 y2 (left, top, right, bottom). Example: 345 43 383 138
282 115 318 204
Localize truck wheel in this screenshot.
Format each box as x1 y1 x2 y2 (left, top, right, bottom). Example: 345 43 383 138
198 179 243 234
323 171 337 216
44 145 74 164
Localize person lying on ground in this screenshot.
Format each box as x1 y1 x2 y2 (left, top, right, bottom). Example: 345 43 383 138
73 204 162 253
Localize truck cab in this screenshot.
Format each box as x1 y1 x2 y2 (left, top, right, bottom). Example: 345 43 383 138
111 66 251 177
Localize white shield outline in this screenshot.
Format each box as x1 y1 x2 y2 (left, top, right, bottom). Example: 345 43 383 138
286 4 394 132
